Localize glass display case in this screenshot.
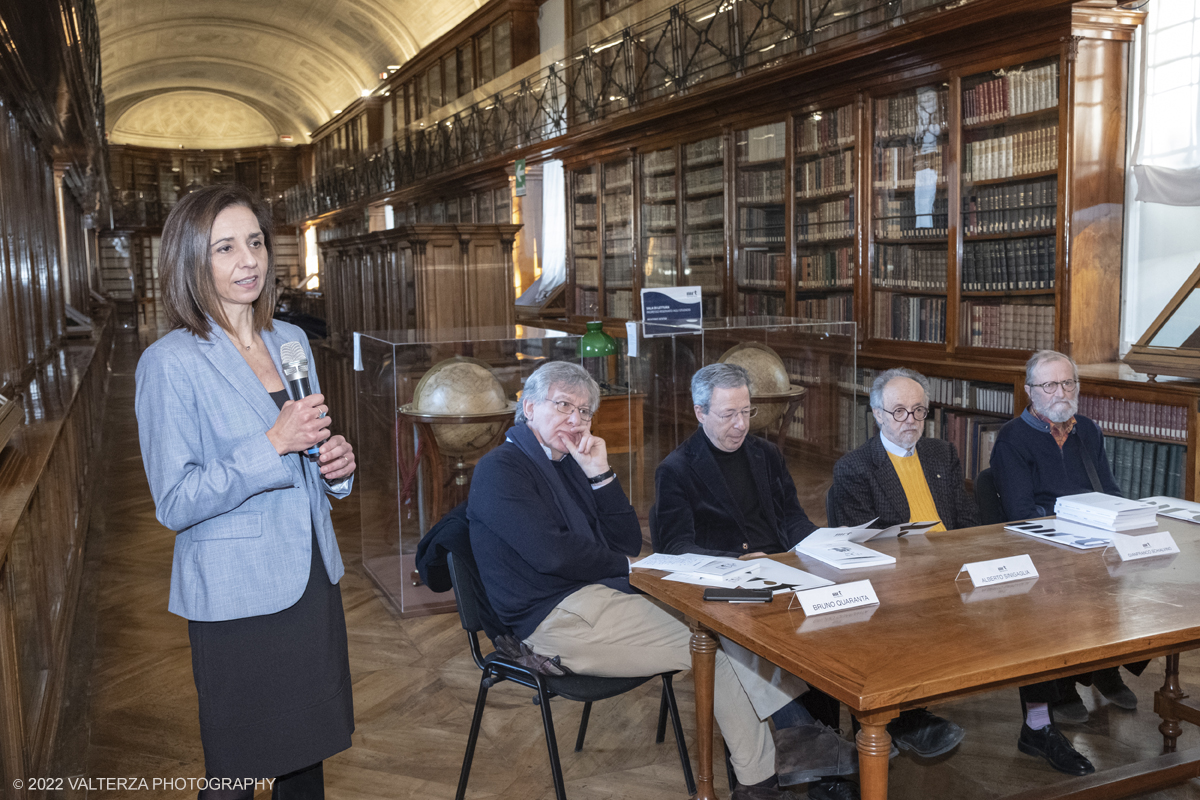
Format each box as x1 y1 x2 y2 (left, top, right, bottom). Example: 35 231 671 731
795 103 856 324
870 83 949 345
357 318 857 616
959 57 1059 351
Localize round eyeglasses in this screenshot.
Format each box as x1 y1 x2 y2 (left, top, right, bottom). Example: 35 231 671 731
882 406 929 422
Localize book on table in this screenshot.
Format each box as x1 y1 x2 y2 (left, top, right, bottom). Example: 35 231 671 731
1053 492 1157 531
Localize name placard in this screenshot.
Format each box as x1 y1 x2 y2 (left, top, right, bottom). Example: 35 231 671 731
794 579 879 616
959 554 1038 588
1110 531 1179 562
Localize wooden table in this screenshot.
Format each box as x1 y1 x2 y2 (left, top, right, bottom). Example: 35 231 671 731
630 517 1200 800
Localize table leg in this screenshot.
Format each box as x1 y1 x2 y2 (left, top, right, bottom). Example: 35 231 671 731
855 719 893 800
690 621 719 800
1157 652 1184 753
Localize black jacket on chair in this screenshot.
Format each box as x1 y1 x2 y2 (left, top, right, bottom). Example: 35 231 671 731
651 429 816 556
828 435 979 530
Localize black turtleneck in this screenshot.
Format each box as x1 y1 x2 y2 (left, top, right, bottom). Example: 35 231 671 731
703 434 781 553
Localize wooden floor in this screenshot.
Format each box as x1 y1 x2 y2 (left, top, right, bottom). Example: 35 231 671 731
51 332 1200 799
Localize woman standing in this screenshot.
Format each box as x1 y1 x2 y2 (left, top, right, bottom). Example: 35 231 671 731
135 185 355 799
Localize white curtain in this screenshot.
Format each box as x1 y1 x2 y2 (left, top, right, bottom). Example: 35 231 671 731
530 159 567 303
1122 0 1200 348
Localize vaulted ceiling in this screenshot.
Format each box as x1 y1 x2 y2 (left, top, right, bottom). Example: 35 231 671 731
98 0 483 148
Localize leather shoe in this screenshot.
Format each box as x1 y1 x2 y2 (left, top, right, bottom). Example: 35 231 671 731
1093 668 1138 710
1017 723 1096 776
886 708 964 758
1050 684 1089 724
806 777 860 800
731 782 803 800
775 722 859 784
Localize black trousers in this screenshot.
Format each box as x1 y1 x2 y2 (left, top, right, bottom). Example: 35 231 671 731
198 762 324 800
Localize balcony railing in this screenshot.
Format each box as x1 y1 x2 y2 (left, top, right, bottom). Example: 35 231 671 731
286 0 971 224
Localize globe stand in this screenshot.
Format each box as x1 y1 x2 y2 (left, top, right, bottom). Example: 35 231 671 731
748 385 807 450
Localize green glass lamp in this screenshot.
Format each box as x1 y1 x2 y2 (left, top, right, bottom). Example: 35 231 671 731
578 320 618 387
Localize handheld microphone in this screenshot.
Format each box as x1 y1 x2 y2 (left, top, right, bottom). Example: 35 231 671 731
281 341 322 457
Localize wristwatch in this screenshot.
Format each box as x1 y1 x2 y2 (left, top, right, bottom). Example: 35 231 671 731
587 468 615 485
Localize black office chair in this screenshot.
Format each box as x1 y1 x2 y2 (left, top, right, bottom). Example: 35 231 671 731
447 554 696 800
974 467 1005 525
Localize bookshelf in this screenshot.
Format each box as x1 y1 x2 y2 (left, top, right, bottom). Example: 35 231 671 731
641 147 678 290
683 136 726 319
571 164 599 315
602 157 635 319
795 102 856 324
734 121 788 317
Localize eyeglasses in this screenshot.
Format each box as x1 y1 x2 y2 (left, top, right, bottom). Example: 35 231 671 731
547 398 594 421
713 407 758 422
1028 379 1077 395
881 406 929 422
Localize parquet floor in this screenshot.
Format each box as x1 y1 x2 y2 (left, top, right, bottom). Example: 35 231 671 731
52 332 1200 799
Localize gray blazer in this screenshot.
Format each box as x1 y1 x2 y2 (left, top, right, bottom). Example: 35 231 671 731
135 319 351 622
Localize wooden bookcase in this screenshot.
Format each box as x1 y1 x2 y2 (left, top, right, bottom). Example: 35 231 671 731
561 18 1133 373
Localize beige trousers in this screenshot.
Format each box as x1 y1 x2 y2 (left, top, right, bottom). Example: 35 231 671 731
525 584 802 785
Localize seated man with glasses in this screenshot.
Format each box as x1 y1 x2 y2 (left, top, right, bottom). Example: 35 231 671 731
652 363 861 800
825 367 969 761
991 349 1147 774
469 361 838 800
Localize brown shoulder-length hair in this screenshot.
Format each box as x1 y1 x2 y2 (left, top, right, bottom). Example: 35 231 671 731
160 184 277 338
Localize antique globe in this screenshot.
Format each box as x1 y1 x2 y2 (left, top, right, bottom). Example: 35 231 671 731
411 356 513 458
718 342 796 433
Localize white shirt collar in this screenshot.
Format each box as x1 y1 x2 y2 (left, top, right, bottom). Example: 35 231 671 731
539 442 568 462
879 431 916 458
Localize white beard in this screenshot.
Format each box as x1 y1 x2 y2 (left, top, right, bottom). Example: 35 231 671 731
1039 397 1078 424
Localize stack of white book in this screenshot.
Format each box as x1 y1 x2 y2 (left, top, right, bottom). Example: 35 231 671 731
1053 492 1158 533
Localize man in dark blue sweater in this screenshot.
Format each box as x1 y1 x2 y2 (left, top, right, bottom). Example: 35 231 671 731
992 349 1145 776
468 361 857 800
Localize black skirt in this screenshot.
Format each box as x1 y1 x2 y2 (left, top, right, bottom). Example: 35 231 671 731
188 532 354 778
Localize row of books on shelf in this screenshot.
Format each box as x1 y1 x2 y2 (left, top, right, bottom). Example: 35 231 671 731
574 257 598 285
840 366 1015 416
1078 395 1189 442
574 202 597 225
797 294 853 323
963 63 1060 125
797 198 854 242
872 245 948 290
925 409 1004 481
643 205 677 228
963 126 1057 182
873 197 950 239
962 236 1056 292
603 163 632 189
783 356 822 386
797 151 854 198
737 290 787 316
784 408 811 445
838 396 877 453
644 174 676 201
685 138 723 164
798 105 855 154
605 289 634 318
604 257 633 285
644 236 677 258
1108 437 1187 500
604 195 633 220
738 207 786 244
574 231 598 255
643 150 676 175
874 87 949 139
960 301 1054 350
576 286 599 315
686 231 725 258
737 169 785 203
799 246 853 288
606 224 632 242
872 143 948 189
873 293 947 344
738 123 787 163
963 177 1057 234
735 251 788 288
687 165 724 195
576 173 598 195
687 196 724 224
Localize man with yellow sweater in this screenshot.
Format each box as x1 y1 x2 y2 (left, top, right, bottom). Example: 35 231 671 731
826 367 973 759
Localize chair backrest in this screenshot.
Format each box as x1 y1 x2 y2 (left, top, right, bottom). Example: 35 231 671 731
975 467 1006 525
447 553 491 668
824 487 839 527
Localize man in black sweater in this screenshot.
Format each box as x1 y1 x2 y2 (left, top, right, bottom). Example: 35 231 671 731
468 361 857 800
992 349 1145 776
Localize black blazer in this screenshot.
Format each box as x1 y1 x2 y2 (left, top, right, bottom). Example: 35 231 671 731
651 429 816 556
828 435 978 530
